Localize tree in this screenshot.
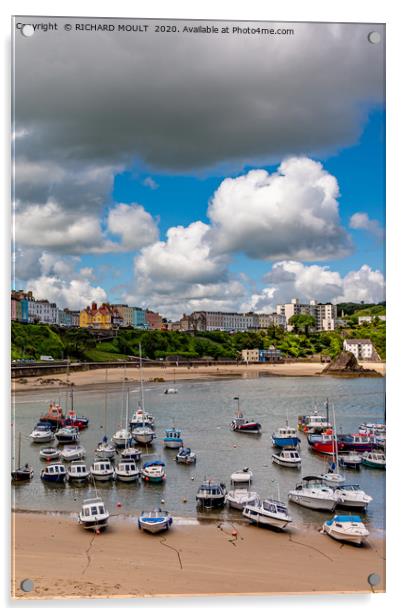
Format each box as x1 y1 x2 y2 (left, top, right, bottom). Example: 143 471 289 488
288 314 316 335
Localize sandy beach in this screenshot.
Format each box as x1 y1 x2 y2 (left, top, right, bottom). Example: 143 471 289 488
12 361 386 393
11 512 385 599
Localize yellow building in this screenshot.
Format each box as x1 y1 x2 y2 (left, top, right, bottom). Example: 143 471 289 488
80 302 120 330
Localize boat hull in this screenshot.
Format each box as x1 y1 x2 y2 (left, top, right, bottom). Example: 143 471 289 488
40 472 66 483
91 472 114 481
79 516 109 530
288 493 337 511
31 433 54 443
138 518 172 533
196 496 226 508
132 433 155 444
243 509 290 529
323 526 367 545
115 473 140 483
163 439 183 449
361 459 386 469
67 474 90 483
11 469 33 482
272 437 300 448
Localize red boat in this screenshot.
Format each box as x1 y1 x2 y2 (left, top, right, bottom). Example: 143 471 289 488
64 410 89 430
307 430 345 455
231 397 261 434
39 402 65 428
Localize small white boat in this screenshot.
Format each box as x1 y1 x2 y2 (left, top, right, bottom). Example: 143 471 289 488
39 447 61 460
30 423 54 443
164 388 178 394
321 470 346 486
339 452 362 469
138 509 173 533
95 440 116 459
120 447 142 462
322 515 369 545
112 427 132 448
79 497 109 531
230 467 253 484
272 448 301 468
129 407 154 429
243 498 292 530
288 476 340 511
175 447 196 464
60 445 86 462
54 426 80 443
67 463 90 483
132 426 156 445
141 460 166 483
226 488 259 510
115 461 140 483
90 459 115 482
361 450 386 469
333 484 373 510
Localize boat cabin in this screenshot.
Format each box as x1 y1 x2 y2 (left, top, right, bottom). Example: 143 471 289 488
81 498 107 518
44 464 66 475
92 461 113 472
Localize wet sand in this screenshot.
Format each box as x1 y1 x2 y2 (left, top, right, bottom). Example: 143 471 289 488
12 361 386 393
11 512 385 599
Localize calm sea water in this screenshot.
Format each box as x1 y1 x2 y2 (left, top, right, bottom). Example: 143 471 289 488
12 374 386 529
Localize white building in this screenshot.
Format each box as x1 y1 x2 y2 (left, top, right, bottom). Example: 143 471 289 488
241 349 260 363
358 315 386 325
343 338 375 360
28 299 58 324
276 298 336 332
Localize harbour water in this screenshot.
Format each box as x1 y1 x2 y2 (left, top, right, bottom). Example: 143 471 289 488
12 374 386 529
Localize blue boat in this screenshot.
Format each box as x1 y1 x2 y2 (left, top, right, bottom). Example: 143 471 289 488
163 427 183 449
40 463 66 483
138 508 173 533
272 426 301 448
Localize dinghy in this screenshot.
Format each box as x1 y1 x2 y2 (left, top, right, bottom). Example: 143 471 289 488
138 509 173 533
322 515 369 545
39 447 61 460
226 488 259 510
230 467 253 484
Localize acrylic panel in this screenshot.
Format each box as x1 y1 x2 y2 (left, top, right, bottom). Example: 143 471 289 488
11 16 386 599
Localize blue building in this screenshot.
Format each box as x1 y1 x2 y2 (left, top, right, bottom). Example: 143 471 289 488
133 307 148 329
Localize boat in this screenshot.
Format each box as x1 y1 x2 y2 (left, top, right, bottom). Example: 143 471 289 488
39 446 61 460
60 444 86 462
30 422 54 443
272 447 301 468
113 386 133 447
40 463 66 483
272 424 300 448
115 461 140 482
243 498 292 530
138 509 173 533
196 480 226 508
333 485 373 510
175 447 196 464
141 460 166 483
230 467 253 484
39 401 65 428
359 422 385 435
90 459 115 481
63 388 89 429
95 438 116 459
225 488 259 510
339 452 362 469
320 404 345 486
67 462 90 483
164 388 178 394
308 430 344 455
79 497 109 531
322 515 369 545
163 427 183 449
11 432 34 482
54 426 80 444
132 343 156 446
231 397 261 434
120 446 142 462
337 434 377 452
288 476 340 511
298 402 332 434
129 407 154 430
361 450 386 469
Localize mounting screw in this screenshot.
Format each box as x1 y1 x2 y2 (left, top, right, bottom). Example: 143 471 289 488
20 579 33 592
368 573 380 588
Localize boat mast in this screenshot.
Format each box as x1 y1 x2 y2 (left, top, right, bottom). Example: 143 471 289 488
125 387 129 447
139 343 145 410
104 367 108 439
17 431 21 470
332 402 339 472
234 396 240 416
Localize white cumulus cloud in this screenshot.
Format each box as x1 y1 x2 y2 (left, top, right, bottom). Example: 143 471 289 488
349 212 385 239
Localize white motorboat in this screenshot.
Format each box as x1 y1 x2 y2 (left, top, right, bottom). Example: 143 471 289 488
39 446 61 460
225 488 259 510
196 480 226 508
67 463 90 483
230 467 253 484
243 498 292 530
339 452 362 469
54 426 80 444
30 423 54 443
138 509 173 533
322 515 369 545
132 425 156 445
288 476 340 511
115 461 140 483
60 445 86 462
95 440 116 459
90 459 115 482
120 446 142 462
321 469 346 486
333 484 373 510
129 407 154 430
361 450 386 469
164 388 178 394
141 460 166 483
112 427 132 448
79 497 109 531
272 448 302 468
175 447 196 464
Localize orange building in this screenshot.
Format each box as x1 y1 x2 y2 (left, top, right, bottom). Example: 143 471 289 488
80 302 123 330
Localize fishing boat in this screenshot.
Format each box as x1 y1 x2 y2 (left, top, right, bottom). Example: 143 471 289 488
333 485 373 510
39 401 65 428
163 427 183 449
359 422 386 435
231 397 261 434
11 432 34 482
196 480 227 508
39 446 61 460
361 450 386 469
243 498 292 530
298 403 332 434
322 515 369 545
40 463 66 483
308 430 344 455
60 444 86 462
120 446 142 462
63 388 89 429
54 426 80 444
141 460 166 483
288 476 340 511
230 467 253 484
132 425 156 445
138 509 173 533
30 422 54 443
79 497 109 531
272 447 302 468
339 452 362 469
175 447 196 464
67 462 90 483
115 461 140 482
337 434 376 452
90 459 115 481
272 424 300 448
225 488 259 510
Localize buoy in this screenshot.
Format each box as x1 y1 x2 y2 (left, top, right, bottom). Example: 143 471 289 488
191 476 194 481
233 445 237 448
95 529 100 535
116 502 122 508
183 498 187 503
232 529 238 537
161 499 165 504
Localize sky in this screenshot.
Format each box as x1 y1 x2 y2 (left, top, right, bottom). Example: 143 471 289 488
12 18 386 320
